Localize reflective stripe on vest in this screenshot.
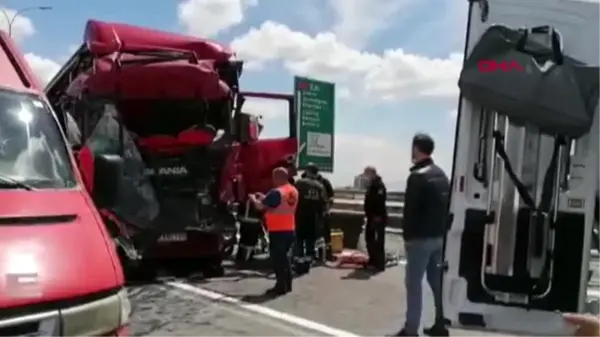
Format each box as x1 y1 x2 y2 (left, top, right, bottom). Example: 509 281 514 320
265 184 298 232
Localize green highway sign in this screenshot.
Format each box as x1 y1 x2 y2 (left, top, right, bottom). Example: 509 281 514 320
294 76 335 173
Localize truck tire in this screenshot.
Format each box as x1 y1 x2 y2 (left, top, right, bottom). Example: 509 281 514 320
204 256 224 277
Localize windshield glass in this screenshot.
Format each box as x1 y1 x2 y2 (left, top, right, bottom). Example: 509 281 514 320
0 89 76 189
116 99 229 137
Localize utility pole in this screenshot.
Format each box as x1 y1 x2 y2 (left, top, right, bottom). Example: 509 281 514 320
0 6 52 37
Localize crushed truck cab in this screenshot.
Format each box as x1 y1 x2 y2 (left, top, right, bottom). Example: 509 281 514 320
0 31 129 335
44 20 298 275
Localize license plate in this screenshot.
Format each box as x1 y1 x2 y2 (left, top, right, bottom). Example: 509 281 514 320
158 233 187 242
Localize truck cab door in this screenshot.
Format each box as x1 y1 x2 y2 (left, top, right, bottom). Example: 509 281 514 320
233 92 298 195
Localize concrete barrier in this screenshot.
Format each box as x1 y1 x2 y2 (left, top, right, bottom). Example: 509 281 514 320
329 212 364 249
331 188 404 217
329 210 403 250
333 189 405 202
315 188 405 249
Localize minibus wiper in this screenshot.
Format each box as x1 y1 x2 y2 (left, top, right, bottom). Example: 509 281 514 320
0 175 37 191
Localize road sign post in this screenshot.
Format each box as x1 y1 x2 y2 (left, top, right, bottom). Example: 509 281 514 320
294 76 335 172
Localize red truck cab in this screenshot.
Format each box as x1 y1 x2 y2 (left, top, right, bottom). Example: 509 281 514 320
0 31 130 335
44 20 298 275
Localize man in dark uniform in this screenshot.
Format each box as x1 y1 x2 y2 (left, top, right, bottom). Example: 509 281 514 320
316 172 334 259
395 133 450 337
363 166 387 271
294 163 326 273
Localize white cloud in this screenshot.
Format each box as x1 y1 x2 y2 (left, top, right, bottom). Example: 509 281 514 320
328 133 454 190
231 21 462 102
0 8 60 85
0 7 35 41
329 0 414 49
400 0 468 54
24 53 61 85
243 98 287 120
177 0 257 37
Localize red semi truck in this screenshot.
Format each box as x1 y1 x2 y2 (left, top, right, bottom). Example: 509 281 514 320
0 31 130 335
44 20 299 276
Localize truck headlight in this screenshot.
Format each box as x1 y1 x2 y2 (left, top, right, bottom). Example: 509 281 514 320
61 288 130 336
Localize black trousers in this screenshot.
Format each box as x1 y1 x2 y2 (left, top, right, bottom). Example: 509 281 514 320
269 231 295 290
365 218 386 268
296 214 319 260
323 212 332 247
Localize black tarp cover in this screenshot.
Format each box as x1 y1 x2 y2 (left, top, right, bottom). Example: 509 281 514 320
85 105 160 228
459 25 599 138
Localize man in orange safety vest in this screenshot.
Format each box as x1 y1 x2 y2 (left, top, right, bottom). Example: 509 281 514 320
249 167 298 295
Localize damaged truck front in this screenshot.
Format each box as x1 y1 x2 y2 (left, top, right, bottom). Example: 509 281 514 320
45 19 298 277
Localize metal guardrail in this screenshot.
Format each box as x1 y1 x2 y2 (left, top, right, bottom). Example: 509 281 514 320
332 188 405 202
332 188 404 216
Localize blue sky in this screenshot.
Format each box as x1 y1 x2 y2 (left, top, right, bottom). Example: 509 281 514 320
1 0 466 190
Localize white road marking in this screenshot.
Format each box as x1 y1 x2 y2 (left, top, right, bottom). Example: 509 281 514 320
167 286 318 336
166 281 360 337
385 227 403 235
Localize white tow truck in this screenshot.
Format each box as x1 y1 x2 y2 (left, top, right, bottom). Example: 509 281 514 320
443 0 599 335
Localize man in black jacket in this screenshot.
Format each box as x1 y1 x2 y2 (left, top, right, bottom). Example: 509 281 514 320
300 167 335 259
317 172 334 259
363 166 387 271
294 164 327 273
395 133 450 337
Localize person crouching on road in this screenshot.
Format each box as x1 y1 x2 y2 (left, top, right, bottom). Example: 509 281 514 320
395 133 450 337
249 167 298 296
362 166 387 272
294 163 327 274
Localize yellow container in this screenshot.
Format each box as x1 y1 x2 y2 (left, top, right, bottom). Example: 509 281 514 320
330 230 344 254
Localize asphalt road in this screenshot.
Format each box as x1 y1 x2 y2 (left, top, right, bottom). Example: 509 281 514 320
128 283 328 336
127 233 599 336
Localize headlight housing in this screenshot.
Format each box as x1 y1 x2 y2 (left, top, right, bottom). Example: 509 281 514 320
61 288 130 336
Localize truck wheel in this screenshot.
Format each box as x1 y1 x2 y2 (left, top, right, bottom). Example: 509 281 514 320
120 256 145 283
204 256 225 278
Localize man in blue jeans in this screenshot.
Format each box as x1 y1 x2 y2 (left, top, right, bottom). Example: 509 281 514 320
395 133 450 337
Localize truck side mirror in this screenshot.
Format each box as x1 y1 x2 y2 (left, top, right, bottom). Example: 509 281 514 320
235 112 260 143
93 154 124 208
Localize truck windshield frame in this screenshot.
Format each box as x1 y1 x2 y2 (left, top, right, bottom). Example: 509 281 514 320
0 89 76 189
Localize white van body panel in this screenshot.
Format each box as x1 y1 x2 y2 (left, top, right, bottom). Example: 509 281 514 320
443 0 599 335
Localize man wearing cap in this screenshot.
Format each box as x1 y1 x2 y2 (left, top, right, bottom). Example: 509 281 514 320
294 163 327 273
249 167 298 295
